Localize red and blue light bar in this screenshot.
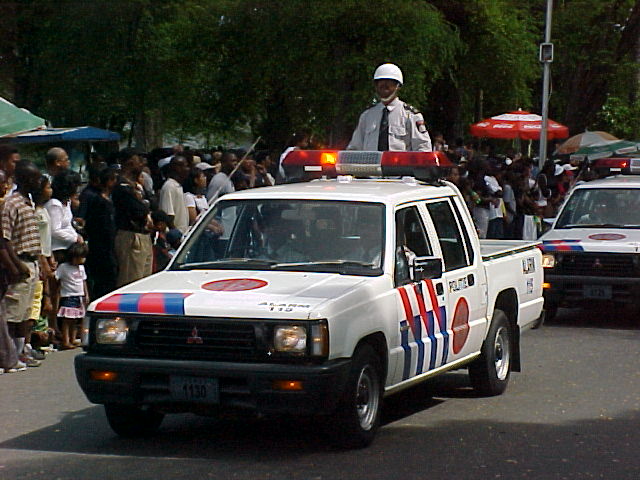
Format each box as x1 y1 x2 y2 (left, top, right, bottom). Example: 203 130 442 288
282 150 453 181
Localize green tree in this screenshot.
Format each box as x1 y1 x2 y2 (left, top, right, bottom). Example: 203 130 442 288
553 0 640 135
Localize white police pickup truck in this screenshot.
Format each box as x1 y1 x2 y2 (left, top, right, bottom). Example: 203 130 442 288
75 151 544 448
540 158 640 319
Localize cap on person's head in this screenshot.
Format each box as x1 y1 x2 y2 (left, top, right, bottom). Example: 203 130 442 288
166 228 183 246
195 162 214 171
157 157 171 169
554 164 564 176
562 163 577 171
373 63 403 85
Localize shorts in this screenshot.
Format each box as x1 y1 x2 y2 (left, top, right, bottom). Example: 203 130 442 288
2 260 39 323
29 280 44 321
57 296 85 319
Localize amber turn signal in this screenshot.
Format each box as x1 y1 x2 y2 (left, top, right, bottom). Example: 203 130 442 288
90 370 118 381
272 380 304 391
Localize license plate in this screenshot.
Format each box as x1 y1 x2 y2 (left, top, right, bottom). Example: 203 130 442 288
583 284 612 300
169 376 219 403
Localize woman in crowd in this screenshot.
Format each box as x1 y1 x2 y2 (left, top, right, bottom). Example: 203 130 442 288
183 167 209 226
84 166 118 299
44 170 83 332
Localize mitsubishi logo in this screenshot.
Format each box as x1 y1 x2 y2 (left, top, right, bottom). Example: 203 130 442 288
593 258 603 269
187 327 203 344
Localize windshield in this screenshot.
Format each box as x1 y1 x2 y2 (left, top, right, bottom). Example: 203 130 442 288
172 199 385 275
555 188 640 229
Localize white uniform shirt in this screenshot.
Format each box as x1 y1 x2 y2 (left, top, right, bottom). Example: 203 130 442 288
159 178 189 234
347 97 432 152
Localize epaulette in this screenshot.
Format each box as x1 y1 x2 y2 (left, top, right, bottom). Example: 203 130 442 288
365 103 377 110
403 103 420 114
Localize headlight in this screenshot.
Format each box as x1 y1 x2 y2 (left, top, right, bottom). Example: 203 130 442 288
274 325 307 353
541 253 556 268
95 317 129 344
81 316 90 346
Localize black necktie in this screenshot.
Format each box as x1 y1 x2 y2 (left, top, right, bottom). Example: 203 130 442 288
378 107 389 151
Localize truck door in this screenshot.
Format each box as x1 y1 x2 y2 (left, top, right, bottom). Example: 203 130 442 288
391 205 444 385
421 198 486 365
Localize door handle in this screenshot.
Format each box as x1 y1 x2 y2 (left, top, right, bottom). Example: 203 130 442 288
436 283 444 295
467 274 475 286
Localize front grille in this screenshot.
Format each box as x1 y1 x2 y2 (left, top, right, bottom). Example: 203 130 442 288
557 253 638 277
136 319 258 360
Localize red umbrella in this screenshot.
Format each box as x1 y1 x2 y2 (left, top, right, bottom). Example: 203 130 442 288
470 110 569 140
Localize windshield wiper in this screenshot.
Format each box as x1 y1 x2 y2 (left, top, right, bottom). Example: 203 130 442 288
271 260 376 272
176 258 278 270
560 223 622 229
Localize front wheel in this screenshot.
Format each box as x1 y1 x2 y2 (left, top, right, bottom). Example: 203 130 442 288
469 309 511 396
333 344 383 449
104 404 164 438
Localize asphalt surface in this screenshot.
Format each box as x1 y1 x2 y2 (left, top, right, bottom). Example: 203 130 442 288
0 306 639 480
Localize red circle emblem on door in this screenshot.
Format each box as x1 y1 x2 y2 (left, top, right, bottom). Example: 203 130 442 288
202 278 268 291
452 297 470 354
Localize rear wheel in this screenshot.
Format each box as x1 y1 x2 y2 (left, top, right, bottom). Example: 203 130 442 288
334 344 383 449
104 404 164 438
469 310 511 396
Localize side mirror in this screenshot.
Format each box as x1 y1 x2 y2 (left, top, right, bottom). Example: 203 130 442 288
411 256 443 281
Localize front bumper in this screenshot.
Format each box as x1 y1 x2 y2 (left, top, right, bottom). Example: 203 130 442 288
543 274 640 308
74 354 351 415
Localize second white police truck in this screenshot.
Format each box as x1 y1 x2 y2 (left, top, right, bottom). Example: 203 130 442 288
540 157 640 318
75 150 544 448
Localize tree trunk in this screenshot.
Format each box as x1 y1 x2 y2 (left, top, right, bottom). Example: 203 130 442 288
133 109 164 151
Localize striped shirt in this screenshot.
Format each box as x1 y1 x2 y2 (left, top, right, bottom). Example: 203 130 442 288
1 191 41 256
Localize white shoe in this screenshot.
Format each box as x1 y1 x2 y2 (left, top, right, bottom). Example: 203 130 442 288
7 360 27 373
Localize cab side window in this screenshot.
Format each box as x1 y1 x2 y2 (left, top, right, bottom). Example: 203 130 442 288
394 206 432 286
426 200 469 271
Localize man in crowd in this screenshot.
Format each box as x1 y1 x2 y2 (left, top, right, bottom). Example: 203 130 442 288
111 148 152 287
0 145 20 192
159 154 190 234
44 147 70 180
347 63 432 152
206 151 237 203
1 160 43 368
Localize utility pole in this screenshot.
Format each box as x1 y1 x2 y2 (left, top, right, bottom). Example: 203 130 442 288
539 0 554 170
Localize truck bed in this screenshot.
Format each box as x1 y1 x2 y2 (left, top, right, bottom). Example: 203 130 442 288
480 240 541 261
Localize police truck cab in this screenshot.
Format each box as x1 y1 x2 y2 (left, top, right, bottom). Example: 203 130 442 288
75 150 544 448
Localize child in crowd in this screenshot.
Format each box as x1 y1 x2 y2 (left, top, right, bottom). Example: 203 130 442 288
151 210 173 272
23 175 55 363
55 243 89 350
166 228 183 257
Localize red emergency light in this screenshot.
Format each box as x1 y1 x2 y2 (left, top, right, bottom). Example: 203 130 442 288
282 150 453 182
592 157 640 174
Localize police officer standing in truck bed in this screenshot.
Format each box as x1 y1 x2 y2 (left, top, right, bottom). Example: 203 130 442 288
347 63 432 152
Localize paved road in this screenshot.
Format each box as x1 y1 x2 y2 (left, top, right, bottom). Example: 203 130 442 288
1 306 639 480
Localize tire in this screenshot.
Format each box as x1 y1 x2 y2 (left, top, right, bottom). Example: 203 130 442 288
333 344 383 449
104 404 164 438
469 309 511 396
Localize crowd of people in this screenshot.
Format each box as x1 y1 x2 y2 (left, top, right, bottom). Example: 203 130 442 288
0 143 277 374
0 133 583 374
438 137 581 241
